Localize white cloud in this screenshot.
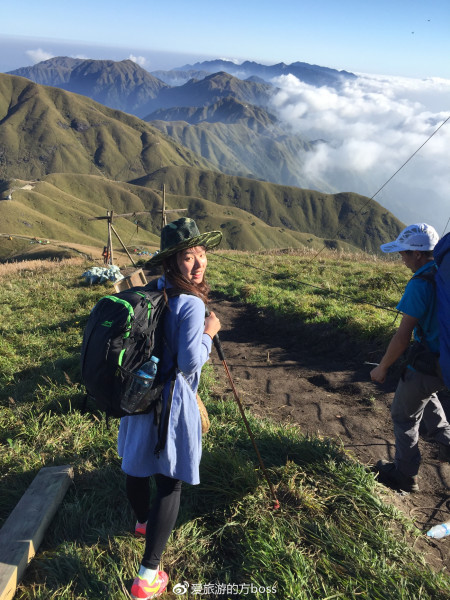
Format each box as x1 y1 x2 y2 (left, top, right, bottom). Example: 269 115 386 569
218 57 241 64
128 54 147 67
26 48 54 64
269 73 450 233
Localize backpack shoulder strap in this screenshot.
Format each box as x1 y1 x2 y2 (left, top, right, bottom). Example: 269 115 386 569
143 278 158 292
411 265 438 351
142 278 188 299
412 264 437 285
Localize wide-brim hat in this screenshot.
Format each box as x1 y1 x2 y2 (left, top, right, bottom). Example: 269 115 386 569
380 223 439 253
147 217 222 265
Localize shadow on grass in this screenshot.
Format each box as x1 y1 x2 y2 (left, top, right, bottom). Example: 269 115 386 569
212 290 393 362
6 402 449 599
0 356 84 411
23 548 111 598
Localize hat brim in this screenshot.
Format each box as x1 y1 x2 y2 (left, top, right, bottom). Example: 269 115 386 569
380 241 435 253
147 230 223 265
380 241 408 253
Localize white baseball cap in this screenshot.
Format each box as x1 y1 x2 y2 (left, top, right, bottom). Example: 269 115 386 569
380 223 439 253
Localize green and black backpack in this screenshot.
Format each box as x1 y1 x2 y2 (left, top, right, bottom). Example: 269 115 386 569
80 279 177 420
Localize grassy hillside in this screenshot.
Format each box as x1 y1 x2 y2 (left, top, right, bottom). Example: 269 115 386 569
207 248 408 352
0 173 362 257
0 168 404 258
1 258 449 599
0 73 215 182
149 117 333 192
134 167 404 254
0 175 161 247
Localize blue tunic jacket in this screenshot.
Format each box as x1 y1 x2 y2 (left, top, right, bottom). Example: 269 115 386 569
117 277 212 484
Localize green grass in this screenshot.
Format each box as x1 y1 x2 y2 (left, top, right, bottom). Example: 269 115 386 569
207 249 408 355
1 258 449 600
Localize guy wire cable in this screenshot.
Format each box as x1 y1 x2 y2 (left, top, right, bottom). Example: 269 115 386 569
207 117 450 319
308 113 450 264
441 217 450 238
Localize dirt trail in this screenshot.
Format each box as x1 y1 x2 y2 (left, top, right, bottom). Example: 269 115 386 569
208 294 450 574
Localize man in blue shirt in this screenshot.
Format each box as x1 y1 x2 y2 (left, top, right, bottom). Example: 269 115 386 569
371 223 450 492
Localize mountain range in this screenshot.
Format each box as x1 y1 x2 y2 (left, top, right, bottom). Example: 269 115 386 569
153 58 357 87
6 57 357 123
6 57 351 192
0 60 404 259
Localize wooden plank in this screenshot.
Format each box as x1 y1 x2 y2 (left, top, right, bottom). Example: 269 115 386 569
88 210 151 220
113 268 147 292
0 465 74 600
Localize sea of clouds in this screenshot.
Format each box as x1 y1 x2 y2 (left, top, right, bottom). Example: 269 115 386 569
269 73 450 234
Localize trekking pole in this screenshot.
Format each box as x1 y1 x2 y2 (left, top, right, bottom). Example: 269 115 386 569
206 309 280 510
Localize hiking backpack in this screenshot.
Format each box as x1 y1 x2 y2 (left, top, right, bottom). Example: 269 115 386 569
408 244 450 386
80 279 176 419
434 232 450 387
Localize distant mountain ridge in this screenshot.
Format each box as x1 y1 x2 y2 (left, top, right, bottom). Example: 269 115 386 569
7 56 356 117
146 96 279 128
142 71 276 115
8 58 169 117
7 59 278 118
160 58 357 87
8 56 85 86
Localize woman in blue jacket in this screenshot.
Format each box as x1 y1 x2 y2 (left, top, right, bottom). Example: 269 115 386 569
118 218 222 599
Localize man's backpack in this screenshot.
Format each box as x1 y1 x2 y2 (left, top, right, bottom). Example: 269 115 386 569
80 279 176 420
434 232 450 387
407 258 449 382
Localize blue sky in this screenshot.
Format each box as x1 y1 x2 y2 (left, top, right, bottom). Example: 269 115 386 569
1 0 449 78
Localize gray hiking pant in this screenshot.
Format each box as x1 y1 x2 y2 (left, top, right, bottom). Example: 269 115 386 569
391 367 450 476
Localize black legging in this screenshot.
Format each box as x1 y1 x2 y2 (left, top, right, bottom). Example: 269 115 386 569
126 473 182 569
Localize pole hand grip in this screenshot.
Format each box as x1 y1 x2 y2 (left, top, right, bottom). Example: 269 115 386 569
205 306 225 361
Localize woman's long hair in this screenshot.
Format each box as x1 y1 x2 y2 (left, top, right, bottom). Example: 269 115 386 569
162 249 210 304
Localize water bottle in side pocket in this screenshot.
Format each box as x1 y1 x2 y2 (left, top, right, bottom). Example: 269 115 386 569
121 356 160 414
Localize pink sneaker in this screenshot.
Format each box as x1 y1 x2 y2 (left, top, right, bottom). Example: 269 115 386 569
135 521 147 537
130 570 168 599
